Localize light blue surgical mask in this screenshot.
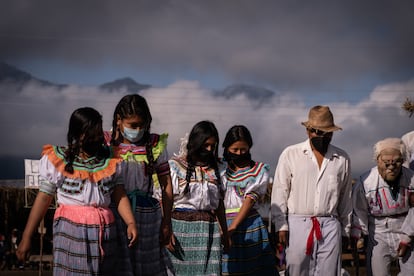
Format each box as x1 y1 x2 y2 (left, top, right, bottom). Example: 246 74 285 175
123 126 145 143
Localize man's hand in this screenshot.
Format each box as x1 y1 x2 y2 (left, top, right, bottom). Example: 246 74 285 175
398 242 409 257
278 230 289 247
409 192 414 207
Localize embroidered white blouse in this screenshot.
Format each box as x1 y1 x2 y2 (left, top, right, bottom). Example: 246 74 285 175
223 161 270 213
168 156 226 211
39 145 123 207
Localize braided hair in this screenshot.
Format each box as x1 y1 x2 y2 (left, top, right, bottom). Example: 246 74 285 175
65 107 108 173
184 120 222 194
111 94 155 192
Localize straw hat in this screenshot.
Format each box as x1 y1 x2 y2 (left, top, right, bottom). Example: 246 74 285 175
301 105 342 132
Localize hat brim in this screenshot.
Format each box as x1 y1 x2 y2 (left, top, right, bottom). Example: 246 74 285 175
301 121 342 132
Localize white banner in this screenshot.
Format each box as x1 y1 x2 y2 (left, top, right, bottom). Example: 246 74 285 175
24 159 40 188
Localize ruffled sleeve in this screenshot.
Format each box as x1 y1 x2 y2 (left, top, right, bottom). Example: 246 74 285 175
155 145 170 177
168 156 186 196
39 154 63 195
244 163 270 202
218 161 227 199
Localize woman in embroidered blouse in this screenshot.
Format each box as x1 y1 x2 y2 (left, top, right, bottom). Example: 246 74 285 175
167 120 230 276
108 94 174 275
221 125 278 275
16 107 137 275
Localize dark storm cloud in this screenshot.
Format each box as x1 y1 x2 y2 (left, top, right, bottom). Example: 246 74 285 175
1 0 414 89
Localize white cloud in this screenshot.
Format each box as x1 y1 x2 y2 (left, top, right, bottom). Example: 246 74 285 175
1 78 412 178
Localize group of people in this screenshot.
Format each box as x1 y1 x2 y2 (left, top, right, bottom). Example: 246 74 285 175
15 94 276 276
13 94 413 276
271 105 414 276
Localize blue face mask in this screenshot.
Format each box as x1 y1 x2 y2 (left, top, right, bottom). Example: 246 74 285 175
123 126 145 143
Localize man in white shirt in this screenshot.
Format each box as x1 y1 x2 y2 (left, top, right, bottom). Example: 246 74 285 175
352 137 414 276
271 105 352 275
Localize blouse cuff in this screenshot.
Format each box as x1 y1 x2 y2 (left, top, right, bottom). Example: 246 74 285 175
39 178 57 195
246 192 259 203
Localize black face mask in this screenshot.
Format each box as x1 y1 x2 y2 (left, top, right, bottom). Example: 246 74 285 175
310 136 331 154
196 148 215 164
224 151 251 168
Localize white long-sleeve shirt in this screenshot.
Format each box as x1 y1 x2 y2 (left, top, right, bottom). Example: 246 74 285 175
271 139 352 236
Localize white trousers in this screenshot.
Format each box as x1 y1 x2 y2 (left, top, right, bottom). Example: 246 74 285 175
286 215 342 276
367 215 414 276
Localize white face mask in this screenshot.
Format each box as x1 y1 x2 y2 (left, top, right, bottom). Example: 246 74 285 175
123 126 145 143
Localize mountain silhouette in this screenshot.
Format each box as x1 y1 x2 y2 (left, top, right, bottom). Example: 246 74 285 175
0 62 278 101
0 62 153 94
0 62 67 89
218 84 275 99
99 77 151 93
0 62 33 82
214 84 278 108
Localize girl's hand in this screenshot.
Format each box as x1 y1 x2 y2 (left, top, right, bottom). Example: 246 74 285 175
16 237 31 262
160 219 172 246
166 233 176 252
227 225 236 238
222 233 231 254
126 223 138 247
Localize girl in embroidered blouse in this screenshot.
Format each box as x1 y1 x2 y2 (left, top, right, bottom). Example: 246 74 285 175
108 94 174 275
167 120 230 276
16 107 137 275
221 125 278 275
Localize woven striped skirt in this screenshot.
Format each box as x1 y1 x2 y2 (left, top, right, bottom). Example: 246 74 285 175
222 211 278 275
112 194 174 276
53 205 117 275
167 210 222 276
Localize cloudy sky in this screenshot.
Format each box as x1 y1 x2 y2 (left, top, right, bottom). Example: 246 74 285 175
0 0 413 181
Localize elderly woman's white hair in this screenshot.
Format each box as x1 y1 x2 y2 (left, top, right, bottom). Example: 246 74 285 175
373 137 407 161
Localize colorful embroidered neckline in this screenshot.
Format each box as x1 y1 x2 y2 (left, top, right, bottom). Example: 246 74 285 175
226 162 268 187
42 144 121 182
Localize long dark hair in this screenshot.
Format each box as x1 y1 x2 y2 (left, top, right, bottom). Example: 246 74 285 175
65 107 108 173
111 94 155 192
185 120 221 193
222 125 253 149
111 94 152 146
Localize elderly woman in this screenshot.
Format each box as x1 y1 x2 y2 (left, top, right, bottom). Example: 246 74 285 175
352 137 414 276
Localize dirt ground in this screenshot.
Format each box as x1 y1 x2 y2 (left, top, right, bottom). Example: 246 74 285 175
0 256 401 276
0 266 400 276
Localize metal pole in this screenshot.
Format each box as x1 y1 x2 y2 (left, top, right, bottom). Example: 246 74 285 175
38 219 44 276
